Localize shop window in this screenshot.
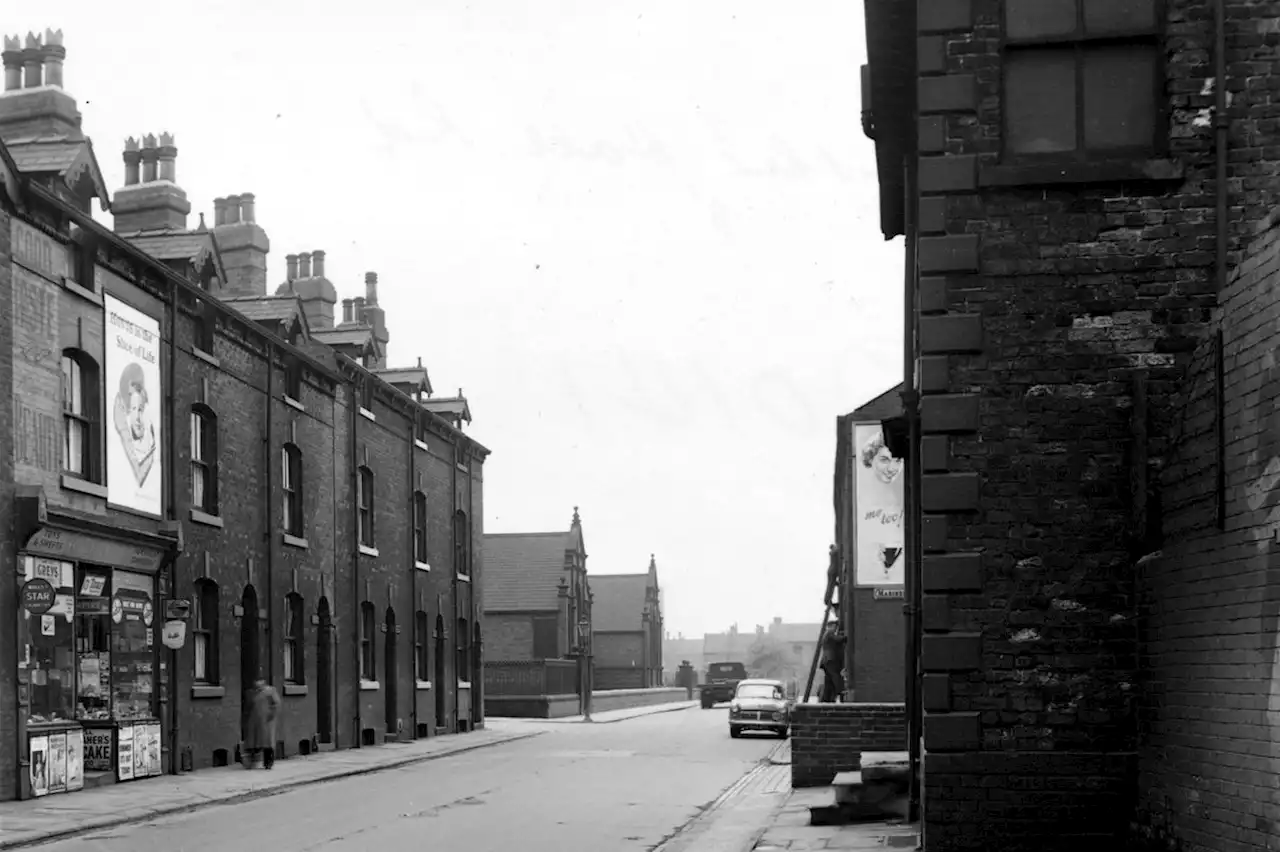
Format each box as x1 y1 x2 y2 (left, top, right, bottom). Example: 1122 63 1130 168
74 566 112 720
358 466 375 547
22 558 77 725
456 617 469 683
413 491 428 564
190 406 219 515
61 349 101 482
284 593 305 684
111 570 157 720
453 510 469 576
415 611 429 682
360 602 376 681
282 443 304 536
1003 0 1161 159
193 579 219 684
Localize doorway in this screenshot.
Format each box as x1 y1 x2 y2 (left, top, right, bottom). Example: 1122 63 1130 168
385 608 398 738
317 597 333 744
239 585 260 742
434 615 446 729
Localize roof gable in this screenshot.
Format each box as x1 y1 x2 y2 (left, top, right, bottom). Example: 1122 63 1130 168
5 134 109 211
590 573 650 632
847 383 904 421
481 532 571 612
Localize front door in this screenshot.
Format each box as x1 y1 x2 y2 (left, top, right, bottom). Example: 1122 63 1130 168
434 616 446 729
239 586 260 743
385 609 398 738
317 597 333 743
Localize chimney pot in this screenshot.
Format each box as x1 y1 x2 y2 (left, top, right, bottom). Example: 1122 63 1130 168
213 197 227 227
297 252 312 279
2 35 21 92
239 193 256 224
225 194 242 224
122 137 142 187
353 296 366 323
312 250 326 278
156 132 177 182
342 299 353 324
365 271 378 304
40 30 65 88
286 254 299 282
21 32 42 89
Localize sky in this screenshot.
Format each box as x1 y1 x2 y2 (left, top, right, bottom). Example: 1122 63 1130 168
14 0 904 638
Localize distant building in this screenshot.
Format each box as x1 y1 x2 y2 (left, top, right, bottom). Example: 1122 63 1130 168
700 618 823 695
590 557 663 689
661 633 704 685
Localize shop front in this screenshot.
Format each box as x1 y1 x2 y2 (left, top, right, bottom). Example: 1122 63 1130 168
14 492 180 799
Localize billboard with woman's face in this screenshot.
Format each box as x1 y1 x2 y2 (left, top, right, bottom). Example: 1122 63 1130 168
104 293 162 516
854 423 904 587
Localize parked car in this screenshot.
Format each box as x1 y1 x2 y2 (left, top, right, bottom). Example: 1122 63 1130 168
727 678 790 739
700 661 747 708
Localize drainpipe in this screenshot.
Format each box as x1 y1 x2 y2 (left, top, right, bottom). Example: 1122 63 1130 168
351 377 362 746
1214 0 1228 301
451 439 459 730
902 157 923 825
166 288 179 774
265 347 275 688
409 411 418 739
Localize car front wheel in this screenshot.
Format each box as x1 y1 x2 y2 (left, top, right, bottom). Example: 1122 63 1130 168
729 727 741 739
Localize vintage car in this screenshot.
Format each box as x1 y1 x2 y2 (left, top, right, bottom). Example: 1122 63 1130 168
727 678 791 739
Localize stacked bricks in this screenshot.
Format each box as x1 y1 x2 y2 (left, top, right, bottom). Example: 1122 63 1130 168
790 703 907 788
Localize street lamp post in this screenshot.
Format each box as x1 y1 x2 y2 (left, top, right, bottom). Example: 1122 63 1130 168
577 618 593 722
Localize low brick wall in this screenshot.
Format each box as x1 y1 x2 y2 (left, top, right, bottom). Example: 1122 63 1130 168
790 702 907 788
485 687 687 719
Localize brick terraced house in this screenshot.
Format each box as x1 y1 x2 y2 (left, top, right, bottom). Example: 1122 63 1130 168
0 30 489 802
862 0 1280 849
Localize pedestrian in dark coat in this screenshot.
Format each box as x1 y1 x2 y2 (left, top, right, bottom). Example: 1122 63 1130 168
243 678 281 769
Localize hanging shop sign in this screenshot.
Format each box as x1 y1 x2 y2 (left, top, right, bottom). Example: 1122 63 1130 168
20 578 56 614
161 620 187 650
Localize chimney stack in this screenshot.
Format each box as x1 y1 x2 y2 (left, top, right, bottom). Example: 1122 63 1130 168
361 271 389 368
212 190 271 296
0 31 82 141
286 253 298 282
342 299 353 324
112 132 192 232
312 250 326 279
297 252 312 279
278 248 336 330
365 271 378 304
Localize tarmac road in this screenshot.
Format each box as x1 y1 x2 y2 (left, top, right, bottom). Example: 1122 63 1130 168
40 706 782 852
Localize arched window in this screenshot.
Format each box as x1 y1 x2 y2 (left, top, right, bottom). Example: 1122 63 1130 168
415 611 430 682
453 510 469 576
282 444 303 536
284 593 305 684
190 405 219 515
193 579 220 684
358 466 375 547
456 617 469 685
413 491 428 565
61 349 100 480
360 601 377 682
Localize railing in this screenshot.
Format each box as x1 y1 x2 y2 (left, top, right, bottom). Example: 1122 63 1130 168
484 659 580 696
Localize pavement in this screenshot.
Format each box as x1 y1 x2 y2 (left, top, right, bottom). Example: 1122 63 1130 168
1 700 785 851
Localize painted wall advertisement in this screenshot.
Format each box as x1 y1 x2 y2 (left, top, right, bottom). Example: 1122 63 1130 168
853 423 905 588
103 294 163 516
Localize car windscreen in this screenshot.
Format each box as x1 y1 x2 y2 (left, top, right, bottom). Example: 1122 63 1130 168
736 685 782 700
710 664 744 676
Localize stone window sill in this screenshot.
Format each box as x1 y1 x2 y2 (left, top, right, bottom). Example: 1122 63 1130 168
979 157 1183 188
61 474 107 499
191 684 225 699
360 680 380 692
283 683 308 696
359 407 377 422
416 680 432 691
414 439 430 452
192 348 220 368
283 395 305 412
359 545 379 558
63 277 102 305
190 508 223 528
283 533 310 550
415 561 431 572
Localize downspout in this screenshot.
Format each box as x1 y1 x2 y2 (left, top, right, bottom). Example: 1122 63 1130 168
166 286 179 774
1214 0 1228 300
451 438 459 731
902 157 922 825
350 376 362 746
409 411 418 738
264 346 275 687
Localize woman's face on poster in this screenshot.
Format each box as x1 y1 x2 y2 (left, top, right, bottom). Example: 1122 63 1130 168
872 446 902 484
127 389 147 439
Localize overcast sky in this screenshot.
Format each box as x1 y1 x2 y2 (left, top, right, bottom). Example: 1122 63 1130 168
16 0 903 638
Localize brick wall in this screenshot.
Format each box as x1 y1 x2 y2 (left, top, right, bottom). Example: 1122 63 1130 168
1134 212 1280 850
891 0 1280 848
851 588 904 702
0 204 15 800
484 613 534 660
789 702 906 788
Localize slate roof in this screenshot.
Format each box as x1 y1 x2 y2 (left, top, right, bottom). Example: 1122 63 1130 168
481 532 571 612
4 134 109 209
590 573 650 633
123 231 215 262
848 383 904 422
374 367 430 390
313 326 376 348
224 295 303 323
422 396 471 423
